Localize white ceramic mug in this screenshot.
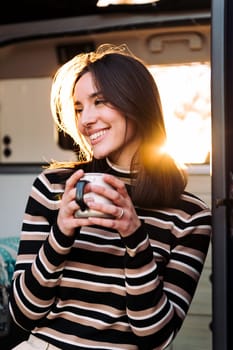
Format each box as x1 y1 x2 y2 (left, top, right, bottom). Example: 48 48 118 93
74 173 114 218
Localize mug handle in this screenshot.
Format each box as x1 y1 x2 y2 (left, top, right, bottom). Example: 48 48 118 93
75 180 90 211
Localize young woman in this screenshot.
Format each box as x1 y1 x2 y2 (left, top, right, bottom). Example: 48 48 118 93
9 44 211 350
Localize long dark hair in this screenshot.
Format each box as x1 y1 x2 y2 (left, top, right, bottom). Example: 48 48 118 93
50 44 187 208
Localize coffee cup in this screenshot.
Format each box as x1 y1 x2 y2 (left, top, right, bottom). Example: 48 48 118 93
74 173 114 218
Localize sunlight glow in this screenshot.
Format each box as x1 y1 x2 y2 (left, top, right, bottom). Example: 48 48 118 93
97 0 158 6
149 63 211 165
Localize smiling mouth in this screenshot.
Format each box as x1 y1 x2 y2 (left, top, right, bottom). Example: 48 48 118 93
89 129 108 141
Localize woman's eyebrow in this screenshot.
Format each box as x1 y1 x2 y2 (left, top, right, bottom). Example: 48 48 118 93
74 91 102 105
90 91 101 99
74 99 81 107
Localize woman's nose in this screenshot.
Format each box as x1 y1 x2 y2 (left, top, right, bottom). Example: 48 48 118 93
80 106 97 127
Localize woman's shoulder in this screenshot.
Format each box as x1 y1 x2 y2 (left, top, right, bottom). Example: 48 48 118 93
178 190 211 215
41 166 76 184
39 161 92 184
139 191 211 219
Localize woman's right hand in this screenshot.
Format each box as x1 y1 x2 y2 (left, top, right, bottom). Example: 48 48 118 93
57 169 87 237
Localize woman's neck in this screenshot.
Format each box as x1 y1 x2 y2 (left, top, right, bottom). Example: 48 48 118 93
106 157 131 172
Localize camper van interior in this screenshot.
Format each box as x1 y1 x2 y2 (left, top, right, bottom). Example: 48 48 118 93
0 1 212 349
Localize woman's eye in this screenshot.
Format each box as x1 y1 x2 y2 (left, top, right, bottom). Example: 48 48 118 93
75 106 83 114
95 98 105 106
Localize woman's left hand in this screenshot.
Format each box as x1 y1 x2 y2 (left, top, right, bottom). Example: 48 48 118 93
86 173 141 237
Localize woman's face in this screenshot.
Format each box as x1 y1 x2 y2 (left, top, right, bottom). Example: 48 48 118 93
73 72 141 167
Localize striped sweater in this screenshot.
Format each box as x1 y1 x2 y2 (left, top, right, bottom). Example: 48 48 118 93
9 159 211 350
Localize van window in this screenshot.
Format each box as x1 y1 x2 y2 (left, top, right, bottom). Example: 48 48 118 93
149 62 211 166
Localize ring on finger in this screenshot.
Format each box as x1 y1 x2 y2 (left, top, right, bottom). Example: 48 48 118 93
116 208 124 219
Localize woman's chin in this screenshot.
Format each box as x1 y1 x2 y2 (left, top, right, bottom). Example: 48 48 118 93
92 151 109 160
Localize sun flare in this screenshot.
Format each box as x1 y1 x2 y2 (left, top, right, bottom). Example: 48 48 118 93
149 63 211 165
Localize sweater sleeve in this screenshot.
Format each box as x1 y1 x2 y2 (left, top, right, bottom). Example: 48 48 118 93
9 170 75 330
122 203 211 349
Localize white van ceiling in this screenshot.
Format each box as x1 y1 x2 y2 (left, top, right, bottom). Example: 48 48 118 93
0 0 211 25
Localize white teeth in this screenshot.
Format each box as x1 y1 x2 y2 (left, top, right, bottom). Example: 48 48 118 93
89 129 107 141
